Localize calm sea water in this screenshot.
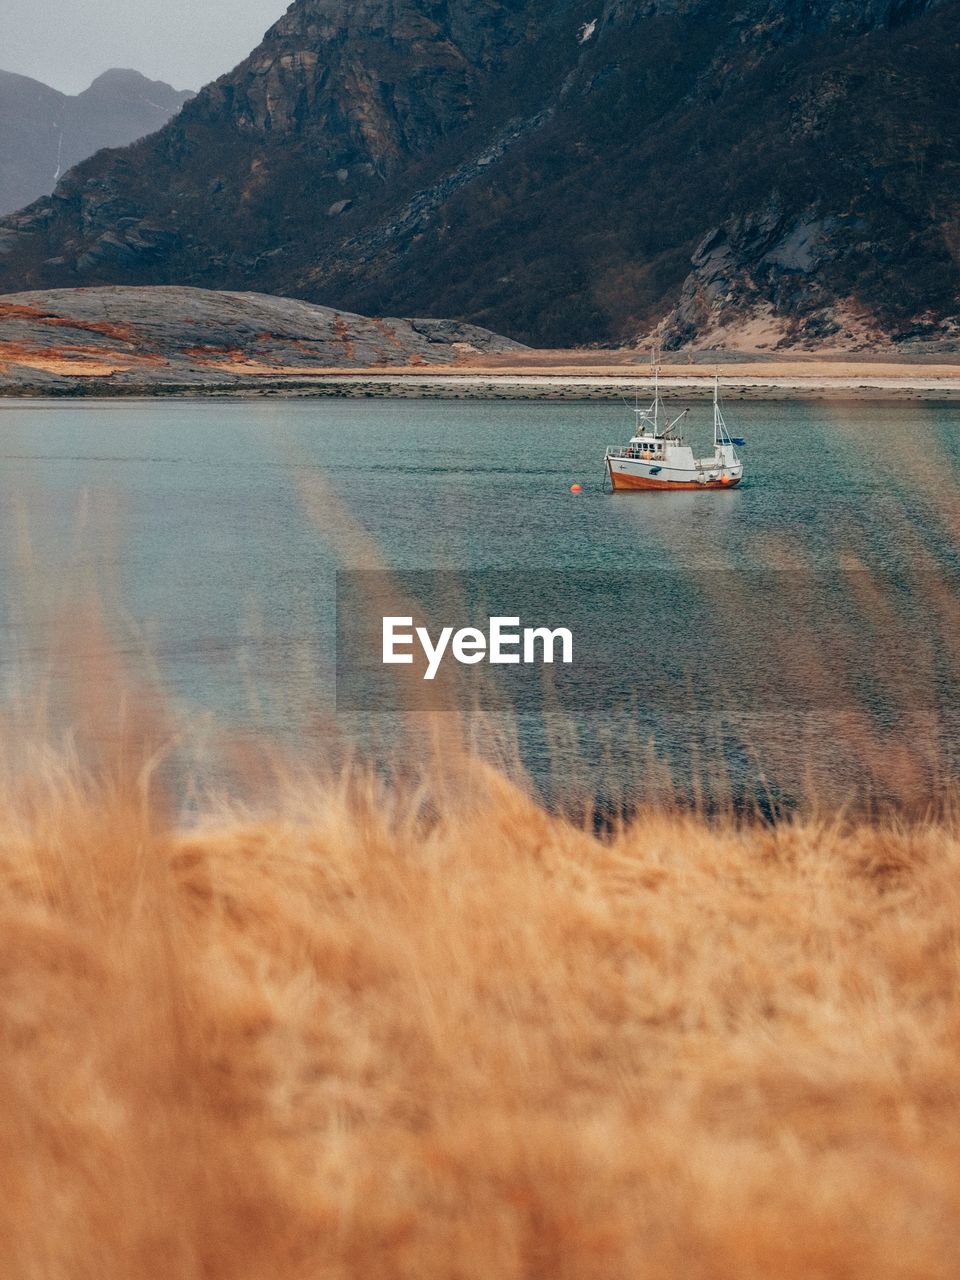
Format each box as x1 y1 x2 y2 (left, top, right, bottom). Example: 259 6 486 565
2 395 960 807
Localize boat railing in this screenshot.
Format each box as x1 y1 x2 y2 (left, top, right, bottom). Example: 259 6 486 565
605 445 667 458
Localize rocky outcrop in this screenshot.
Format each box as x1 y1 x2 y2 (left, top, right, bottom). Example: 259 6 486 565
0 69 193 216
655 207 865 349
0 286 524 392
0 0 957 349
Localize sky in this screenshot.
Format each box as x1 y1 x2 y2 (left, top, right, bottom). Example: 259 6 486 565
1 0 290 94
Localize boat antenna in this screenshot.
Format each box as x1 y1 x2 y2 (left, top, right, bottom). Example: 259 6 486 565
713 370 734 448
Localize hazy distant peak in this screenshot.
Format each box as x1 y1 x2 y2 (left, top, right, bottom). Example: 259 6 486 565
0 67 53 87
81 68 195 100
0 67 195 216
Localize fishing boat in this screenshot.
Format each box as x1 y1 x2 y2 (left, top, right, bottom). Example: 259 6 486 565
604 368 744 492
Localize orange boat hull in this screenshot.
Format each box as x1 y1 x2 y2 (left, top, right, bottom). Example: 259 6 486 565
608 468 741 492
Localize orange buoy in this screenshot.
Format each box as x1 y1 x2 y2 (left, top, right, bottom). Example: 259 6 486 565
570 483 583 493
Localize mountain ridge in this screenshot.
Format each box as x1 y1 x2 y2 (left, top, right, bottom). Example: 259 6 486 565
1 0 957 349
0 67 193 217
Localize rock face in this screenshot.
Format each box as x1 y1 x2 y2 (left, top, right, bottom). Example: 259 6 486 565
0 286 524 391
0 69 194 217
0 1 958 349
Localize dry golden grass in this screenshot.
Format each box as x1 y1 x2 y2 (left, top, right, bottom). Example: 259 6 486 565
5 410 960 1278
1 728 959 1278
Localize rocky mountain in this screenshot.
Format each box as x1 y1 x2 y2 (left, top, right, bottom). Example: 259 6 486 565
0 69 193 216
0 1 957 349
0 285 522 392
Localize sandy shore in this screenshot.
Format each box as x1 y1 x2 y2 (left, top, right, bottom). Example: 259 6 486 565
3 354 960 399
259 364 960 400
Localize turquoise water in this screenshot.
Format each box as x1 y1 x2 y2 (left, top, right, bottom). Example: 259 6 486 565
2 395 959 805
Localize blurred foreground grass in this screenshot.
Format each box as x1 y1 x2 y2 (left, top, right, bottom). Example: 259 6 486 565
1 726 959 1279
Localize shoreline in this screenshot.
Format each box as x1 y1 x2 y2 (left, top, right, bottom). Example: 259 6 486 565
3 354 960 402
3 371 960 401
